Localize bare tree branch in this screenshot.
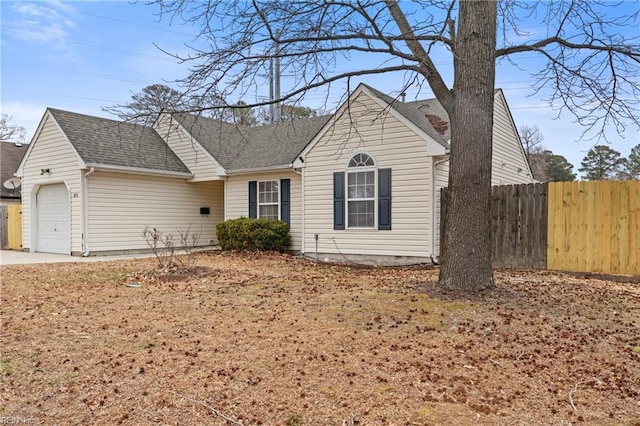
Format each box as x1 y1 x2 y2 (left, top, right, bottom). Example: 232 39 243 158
0 114 27 143
384 0 453 111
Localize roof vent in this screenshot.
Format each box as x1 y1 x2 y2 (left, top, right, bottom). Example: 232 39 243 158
14 142 23 147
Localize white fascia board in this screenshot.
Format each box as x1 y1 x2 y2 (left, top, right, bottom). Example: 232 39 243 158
427 139 449 156
84 163 194 179
225 164 293 176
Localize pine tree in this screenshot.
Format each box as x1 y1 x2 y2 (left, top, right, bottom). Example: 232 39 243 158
578 145 624 180
620 144 640 180
547 155 576 182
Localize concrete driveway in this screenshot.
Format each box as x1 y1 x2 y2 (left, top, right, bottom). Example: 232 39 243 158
0 250 154 266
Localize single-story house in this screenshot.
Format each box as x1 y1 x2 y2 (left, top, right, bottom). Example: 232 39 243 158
1 141 28 205
18 84 533 263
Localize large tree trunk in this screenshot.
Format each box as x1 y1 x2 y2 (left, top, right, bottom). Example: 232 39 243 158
439 1 497 291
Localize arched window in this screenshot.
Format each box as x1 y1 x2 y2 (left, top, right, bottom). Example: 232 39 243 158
347 153 376 228
348 153 375 168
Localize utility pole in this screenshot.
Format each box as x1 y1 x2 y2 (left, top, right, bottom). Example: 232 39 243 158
268 33 282 124
269 56 275 124
273 34 281 123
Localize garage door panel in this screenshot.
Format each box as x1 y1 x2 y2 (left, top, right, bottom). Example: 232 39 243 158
37 184 70 254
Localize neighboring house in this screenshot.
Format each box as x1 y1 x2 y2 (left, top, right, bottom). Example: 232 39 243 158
18 84 533 262
1 141 28 205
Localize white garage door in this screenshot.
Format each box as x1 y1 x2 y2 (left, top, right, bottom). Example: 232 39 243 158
37 184 70 254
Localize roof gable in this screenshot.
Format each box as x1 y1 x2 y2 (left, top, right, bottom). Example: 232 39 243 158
295 83 450 166
47 108 190 174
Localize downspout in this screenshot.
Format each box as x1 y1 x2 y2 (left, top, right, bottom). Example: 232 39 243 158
293 168 304 254
223 179 228 221
82 167 95 256
431 156 449 264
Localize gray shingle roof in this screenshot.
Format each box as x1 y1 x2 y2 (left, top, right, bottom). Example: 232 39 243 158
48 108 190 174
44 84 451 177
1 142 28 199
175 114 331 171
361 84 450 148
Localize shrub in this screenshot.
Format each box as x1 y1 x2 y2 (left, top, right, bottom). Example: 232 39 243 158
216 217 291 252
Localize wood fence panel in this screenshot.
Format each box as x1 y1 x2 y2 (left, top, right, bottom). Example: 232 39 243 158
584 181 596 273
622 181 632 275
7 205 22 250
547 182 562 270
527 183 546 269
548 180 638 275
483 183 547 269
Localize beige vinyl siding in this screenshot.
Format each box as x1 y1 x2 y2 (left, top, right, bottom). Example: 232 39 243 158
20 114 83 253
434 159 449 256
225 171 303 252
491 92 534 185
154 114 222 181
303 91 433 258
86 171 223 252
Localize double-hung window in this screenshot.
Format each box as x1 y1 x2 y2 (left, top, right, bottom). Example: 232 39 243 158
333 153 390 231
258 180 279 220
347 153 376 228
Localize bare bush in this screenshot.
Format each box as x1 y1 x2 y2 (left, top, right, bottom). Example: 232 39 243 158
176 224 202 270
142 226 177 271
143 225 202 271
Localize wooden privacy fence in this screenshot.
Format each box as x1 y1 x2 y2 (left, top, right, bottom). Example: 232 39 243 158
490 183 547 269
548 180 639 276
0 205 23 250
441 180 640 275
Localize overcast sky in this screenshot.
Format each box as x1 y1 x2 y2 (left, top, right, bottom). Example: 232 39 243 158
1 1 638 175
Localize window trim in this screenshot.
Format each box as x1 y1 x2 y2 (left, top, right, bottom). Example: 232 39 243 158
346 152 377 229
258 180 280 220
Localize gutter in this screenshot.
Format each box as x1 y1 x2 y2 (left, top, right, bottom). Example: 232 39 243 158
225 164 293 176
82 167 95 257
84 163 193 179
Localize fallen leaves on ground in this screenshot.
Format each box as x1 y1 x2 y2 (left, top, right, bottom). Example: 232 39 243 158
1 251 638 425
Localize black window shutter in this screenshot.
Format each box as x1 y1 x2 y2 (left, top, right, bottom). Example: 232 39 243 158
248 181 257 218
280 178 290 226
378 168 392 230
333 172 345 230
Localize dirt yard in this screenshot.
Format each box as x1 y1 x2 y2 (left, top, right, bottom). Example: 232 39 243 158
1 252 638 425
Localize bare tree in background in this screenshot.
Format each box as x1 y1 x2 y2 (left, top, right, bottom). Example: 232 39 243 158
147 0 640 292
520 125 545 156
104 83 232 126
0 114 26 144
519 124 548 180
256 104 320 124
